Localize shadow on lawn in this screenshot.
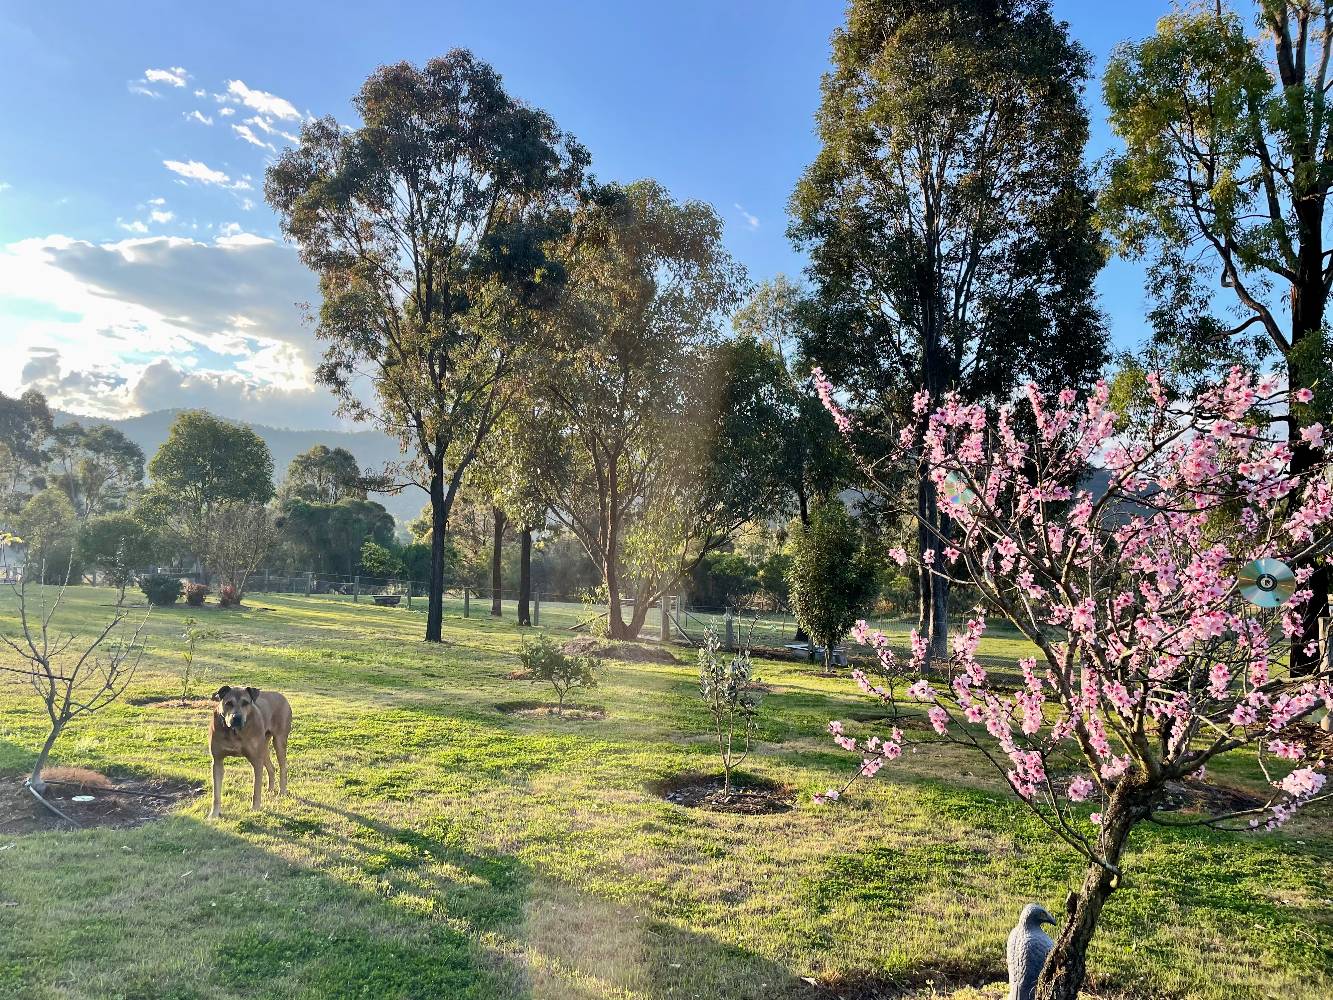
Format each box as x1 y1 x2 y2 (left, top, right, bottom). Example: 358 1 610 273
268 793 825 1000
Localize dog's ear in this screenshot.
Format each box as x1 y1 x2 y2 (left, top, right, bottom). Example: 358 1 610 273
246 686 260 701
213 685 230 701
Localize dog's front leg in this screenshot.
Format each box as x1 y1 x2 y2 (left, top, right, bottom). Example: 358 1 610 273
208 758 223 819
250 756 263 810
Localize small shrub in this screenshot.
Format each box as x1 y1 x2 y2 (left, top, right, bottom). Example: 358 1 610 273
218 584 241 607
698 627 760 797
518 635 600 716
184 582 209 606
177 617 220 705
140 574 183 607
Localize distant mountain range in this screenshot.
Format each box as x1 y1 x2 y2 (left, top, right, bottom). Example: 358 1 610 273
53 409 423 525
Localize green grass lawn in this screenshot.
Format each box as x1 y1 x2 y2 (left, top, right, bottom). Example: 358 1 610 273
0 588 1329 999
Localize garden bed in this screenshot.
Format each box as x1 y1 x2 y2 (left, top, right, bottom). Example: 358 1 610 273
495 698 606 720
560 636 679 664
649 771 794 814
0 767 199 834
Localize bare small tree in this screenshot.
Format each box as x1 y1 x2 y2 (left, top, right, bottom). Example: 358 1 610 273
195 502 276 603
0 533 148 793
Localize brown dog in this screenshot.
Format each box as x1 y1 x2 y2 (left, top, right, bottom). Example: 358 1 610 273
208 685 291 818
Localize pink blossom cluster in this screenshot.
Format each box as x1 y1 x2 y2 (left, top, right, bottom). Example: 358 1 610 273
814 366 1333 846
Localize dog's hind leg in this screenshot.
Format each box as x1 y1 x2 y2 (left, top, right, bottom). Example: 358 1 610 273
273 733 288 796
263 745 276 793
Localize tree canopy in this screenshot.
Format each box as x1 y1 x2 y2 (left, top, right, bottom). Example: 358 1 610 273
266 49 589 642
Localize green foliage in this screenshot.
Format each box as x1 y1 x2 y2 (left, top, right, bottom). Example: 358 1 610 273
0 388 54 513
689 550 760 609
81 512 162 584
139 573 183 607
275 498 395 577
518 634 599 714
15 487 80 583
283 445 365 504
266 50 590 642
697 627 760 795
49 421 145 518
358 540 405 579
147 411 275 521
786 498 879 671
1100 3 1333 389
791 0 1107 417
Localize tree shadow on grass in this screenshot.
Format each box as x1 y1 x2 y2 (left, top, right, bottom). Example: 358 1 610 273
268 793 825 1000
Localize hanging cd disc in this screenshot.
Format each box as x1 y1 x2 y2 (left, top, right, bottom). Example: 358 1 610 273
943 471 976 507
1238 558 1295 608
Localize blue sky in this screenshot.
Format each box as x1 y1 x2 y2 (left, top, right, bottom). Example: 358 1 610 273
0 1 1182 429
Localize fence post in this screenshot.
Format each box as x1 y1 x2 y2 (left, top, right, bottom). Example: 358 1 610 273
724 610 735 652
660 595 671 644
406 583 413 611
533 591 540 626
353 575 360 602
263 568 270 592
305 571 313 596
463 587 470 618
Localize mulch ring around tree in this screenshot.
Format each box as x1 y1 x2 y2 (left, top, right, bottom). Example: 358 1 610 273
1155 775 1263 814
560 636 679 664
1285 721 1333 761
495 699 606 721
649 771 795 815
0 767 200 834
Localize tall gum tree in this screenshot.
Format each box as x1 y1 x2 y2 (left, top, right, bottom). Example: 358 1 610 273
537 180 771 640
1102 0 1333 673
265 50 589 643
790 0 1108 657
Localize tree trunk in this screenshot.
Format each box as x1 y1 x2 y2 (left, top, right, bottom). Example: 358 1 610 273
425 458 447 644
28 721 65 793
1289 208 1328 675
490 506 505 617
1035 779 1156 1000
517 526 533 626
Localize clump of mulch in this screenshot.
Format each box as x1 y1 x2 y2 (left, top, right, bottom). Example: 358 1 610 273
0 768 200 834
504 668 534 681
495 699 606 721
810 961 1002 999
650 772 793 815
1156 776 1263 814
560 636 678 664
1285 721 1333 761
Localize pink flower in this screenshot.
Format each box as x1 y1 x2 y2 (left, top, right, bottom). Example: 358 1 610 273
927 706 949 735
1089 812 1102 826
1294 387 1315 404
888 547 909 567
1068 776 1095 802
1279 767 1326 799
907 679 935 702
1301 422 1324 448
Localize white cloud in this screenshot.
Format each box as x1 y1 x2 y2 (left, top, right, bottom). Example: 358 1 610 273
247 115 299 144
0 233 344 429
223 79 301 121
734 203 760 230
163 159 231 185
219 107 236 117
145 66 189 88
232 123 274 152
147 197 166 206
118 219 149 234
193 88 206 98
185 109 213 126
149 209 174 224
219 222 243 236
128 83 160 99
0 181 10 193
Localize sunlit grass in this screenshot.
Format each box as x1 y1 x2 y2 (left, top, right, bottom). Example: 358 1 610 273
0 587 1328 999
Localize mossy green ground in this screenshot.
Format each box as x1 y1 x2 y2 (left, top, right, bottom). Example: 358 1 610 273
0 588 1329 999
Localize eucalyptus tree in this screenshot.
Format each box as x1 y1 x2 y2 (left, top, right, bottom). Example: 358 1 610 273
49 423 144 519
266 50 589 642
790 0 1107 656
537 180 758 639
1102 0 1333 672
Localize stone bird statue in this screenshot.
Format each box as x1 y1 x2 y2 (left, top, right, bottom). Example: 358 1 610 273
1007 902 1057 1000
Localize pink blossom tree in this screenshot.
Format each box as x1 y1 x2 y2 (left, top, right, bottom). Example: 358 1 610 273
812 367 1333 1000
